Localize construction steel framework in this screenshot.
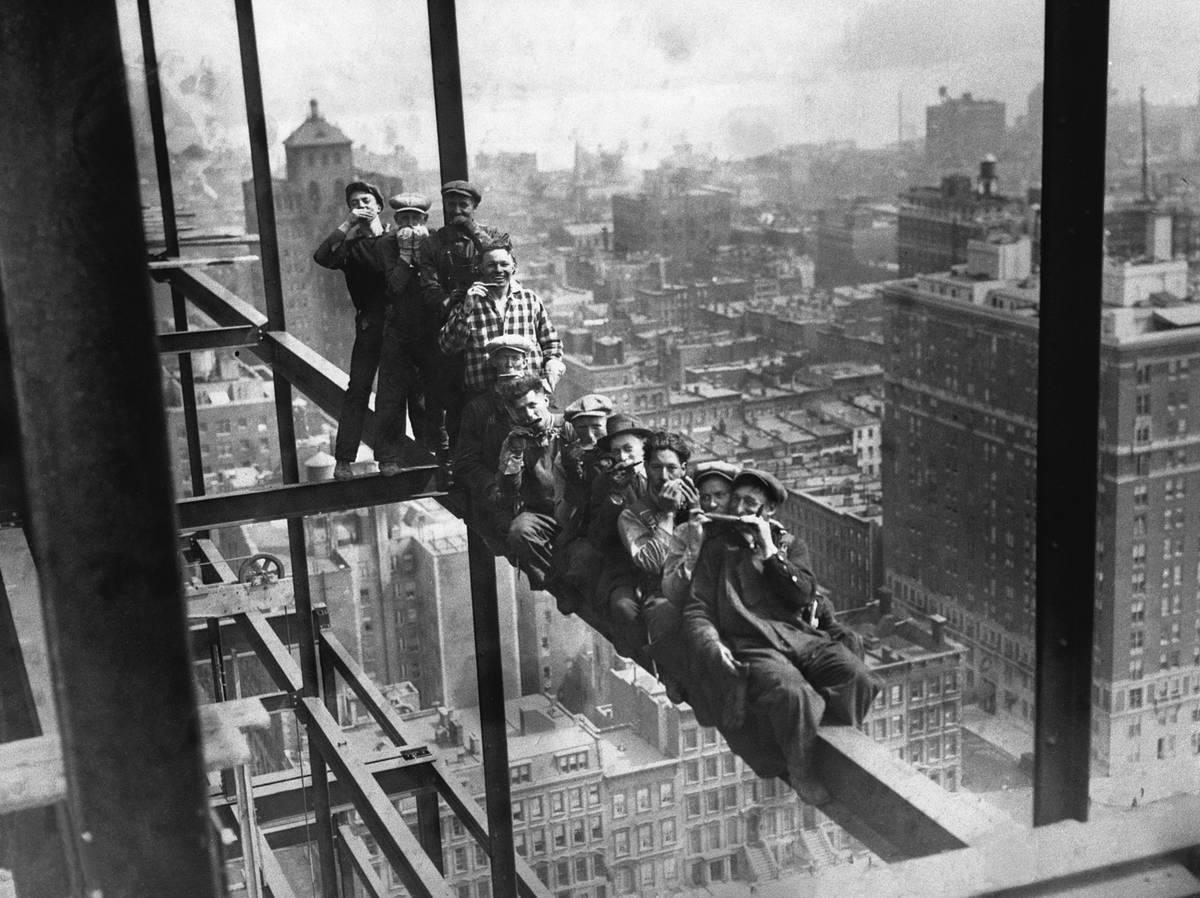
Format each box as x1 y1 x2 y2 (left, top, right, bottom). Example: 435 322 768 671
4 0 1200 896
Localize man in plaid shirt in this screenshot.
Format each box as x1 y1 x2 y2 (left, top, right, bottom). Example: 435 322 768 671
438 242 565 397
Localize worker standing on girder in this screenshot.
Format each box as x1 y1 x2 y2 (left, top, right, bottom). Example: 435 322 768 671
312 180 390 482
414 180 505 450
375 192 433 476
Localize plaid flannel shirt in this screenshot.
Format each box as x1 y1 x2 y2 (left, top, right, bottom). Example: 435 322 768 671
438 279 563 391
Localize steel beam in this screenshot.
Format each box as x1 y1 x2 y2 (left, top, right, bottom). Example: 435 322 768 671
157 325 263 354
178 465 441 530
337 824 385 898
236 612 304 694
1033 0 1109 828
319 632 444 872
136 0 209 499
299 698 456 898
0 2 220 893
466 531 518 898
191 536 240 584
426 0 470 195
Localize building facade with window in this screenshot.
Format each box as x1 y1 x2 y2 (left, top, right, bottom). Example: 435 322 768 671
884 238 1200 775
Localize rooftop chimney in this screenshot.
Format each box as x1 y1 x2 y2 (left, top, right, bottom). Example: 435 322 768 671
978 155 998 197
875 586 893 618
928 613 947 648
309 98 320 120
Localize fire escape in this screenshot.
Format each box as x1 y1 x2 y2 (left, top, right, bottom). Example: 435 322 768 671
2 1 1199 896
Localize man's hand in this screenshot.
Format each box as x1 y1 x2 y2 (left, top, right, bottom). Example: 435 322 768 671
714 642 739 676
462 283 488 315
739 515 778 560
658 477 698 513
342 208 380 238
544 357 566 391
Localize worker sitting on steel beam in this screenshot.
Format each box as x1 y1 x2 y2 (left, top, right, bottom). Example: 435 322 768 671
312 179 390 481
682 468 882 806
609 431 698 670
453 334 538 546
545 393 614 612
489 373 568 589
559 414 651 620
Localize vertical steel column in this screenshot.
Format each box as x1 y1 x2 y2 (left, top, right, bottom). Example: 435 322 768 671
1033 0 1110 826
427 4 517 892
232 0 337 892
426 0 470 193
136 0 206 499
466 535 517 897
0 2 221 894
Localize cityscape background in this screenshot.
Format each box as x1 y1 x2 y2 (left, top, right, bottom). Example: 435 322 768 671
107 3 1200 895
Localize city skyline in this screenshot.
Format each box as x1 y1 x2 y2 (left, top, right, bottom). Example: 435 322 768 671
116 0 1187 172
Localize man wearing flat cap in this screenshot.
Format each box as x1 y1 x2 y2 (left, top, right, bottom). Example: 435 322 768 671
438 241 564 403
415 180 505 447
374 193 433 475
453 334 537 542
312 179 391 480
682 468 882 806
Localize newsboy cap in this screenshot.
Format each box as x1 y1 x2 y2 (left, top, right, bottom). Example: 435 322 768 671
441 180 482 204
344 180 384 208
564 394 614 423
732 468 788 505
484 334 536 358
693 460 740 486
389 192 431 214
596 413 651 451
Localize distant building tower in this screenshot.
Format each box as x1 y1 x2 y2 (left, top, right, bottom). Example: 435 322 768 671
925 91 1006 172
240 101 403 370
896 159 1031 277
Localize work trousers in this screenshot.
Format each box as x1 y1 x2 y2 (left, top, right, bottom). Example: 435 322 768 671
334 307 386 463
507 511 559 589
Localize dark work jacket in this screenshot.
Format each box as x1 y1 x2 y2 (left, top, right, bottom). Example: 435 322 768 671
416 222 502 318
681 525 861 776
379 238 437 344
313 229 388 313
684 526 860 661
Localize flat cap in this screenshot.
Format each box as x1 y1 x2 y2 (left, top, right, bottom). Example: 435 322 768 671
564 394 614 422
693 460 740 485
389 192 431 214
484 334 535 358
597 413 651 450
441 179 482 204
344 179 384 207
732 468 788 505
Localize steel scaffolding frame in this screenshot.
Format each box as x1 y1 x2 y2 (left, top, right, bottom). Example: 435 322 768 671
7 0 1197 895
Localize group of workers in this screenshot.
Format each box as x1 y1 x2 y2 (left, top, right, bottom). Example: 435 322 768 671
315 178 882 804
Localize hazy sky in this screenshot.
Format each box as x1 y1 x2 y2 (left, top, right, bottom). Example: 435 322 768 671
118 0 1189 171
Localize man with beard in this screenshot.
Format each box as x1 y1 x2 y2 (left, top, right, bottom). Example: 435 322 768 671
415 180 502 447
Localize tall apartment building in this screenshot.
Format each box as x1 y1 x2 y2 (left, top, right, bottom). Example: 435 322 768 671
925 90 1006 172
882 237 1040 727
882 232 1200 775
